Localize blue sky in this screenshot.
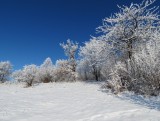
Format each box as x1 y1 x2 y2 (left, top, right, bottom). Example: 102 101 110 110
0 0 159 70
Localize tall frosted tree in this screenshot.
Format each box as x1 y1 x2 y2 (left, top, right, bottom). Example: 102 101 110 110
60 39 78 72
97 0 160 60
98 0 160 95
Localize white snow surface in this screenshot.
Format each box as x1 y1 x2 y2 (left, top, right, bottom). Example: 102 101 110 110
0 82 160 121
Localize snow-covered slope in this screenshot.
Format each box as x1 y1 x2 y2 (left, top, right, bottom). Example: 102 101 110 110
0 82 159 121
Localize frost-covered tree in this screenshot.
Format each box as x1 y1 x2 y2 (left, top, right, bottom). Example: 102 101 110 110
97 0 160 60
98 0 160 95
0 61 12 83
13 64 38 87
37 57 55 83
77 59 94 81
53 59 76 82
60 39 78 72
79 38 111 81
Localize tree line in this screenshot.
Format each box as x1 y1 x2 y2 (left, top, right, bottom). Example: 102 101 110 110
1 0 160 96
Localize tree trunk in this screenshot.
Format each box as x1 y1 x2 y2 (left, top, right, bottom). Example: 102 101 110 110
93 66 99 81
127 40 133 60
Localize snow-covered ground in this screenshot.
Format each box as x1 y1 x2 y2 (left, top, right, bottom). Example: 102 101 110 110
0 82 160 121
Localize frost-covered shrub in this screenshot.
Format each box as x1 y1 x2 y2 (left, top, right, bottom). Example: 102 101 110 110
0 61 12 83
12 70 23 83
12 57 78 85
129 42 160 95
37 58 55 83
12 64 38 87
53 59 77 82
105 61 130 94
105 42 160 95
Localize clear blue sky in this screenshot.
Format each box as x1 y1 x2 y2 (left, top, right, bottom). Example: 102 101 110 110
0 0 159 70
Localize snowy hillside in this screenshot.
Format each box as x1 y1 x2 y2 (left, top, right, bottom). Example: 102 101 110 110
0 82 160 121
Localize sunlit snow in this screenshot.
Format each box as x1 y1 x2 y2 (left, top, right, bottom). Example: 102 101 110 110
0 82 159 121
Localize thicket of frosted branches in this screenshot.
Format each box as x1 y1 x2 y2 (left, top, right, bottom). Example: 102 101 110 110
78 0 160 96
98 0 160 95
1 0 160 95
12 40 78 87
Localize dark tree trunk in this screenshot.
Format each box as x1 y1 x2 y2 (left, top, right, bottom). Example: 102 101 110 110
95 74 99 81
127 40 133 60
93 66 99 81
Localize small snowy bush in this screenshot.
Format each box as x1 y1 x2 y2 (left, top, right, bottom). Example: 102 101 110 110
12 64 38 87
